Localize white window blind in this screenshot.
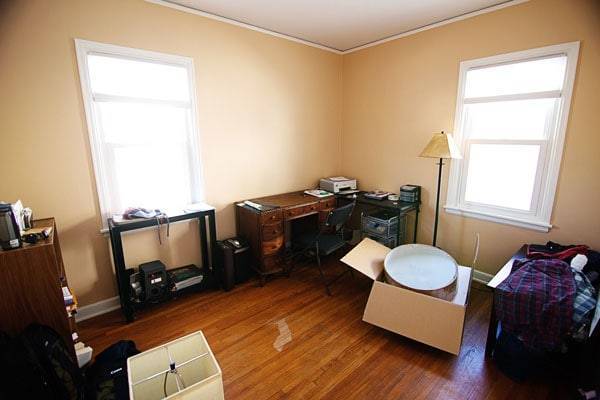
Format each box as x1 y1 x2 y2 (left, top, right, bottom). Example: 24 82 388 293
75 40 203 229
445 42 579 231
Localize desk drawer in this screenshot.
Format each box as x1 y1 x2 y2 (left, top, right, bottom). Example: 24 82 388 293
261 255 283 273
304 202 320 214
284 205 306 219
260 209 282 224
262 236 283 256
319 197 336 210
261 223 283 241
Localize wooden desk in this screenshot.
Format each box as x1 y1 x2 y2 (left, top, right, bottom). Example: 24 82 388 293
236 191 337 283
485 245 527 356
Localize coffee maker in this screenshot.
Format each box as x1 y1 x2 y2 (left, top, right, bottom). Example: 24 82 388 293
0 203 21 250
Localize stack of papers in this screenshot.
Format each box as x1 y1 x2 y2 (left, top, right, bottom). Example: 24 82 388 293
304 189 333 198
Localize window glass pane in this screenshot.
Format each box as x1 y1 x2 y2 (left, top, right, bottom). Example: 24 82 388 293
464 144 540 211
465 56 567 98
111 144 192 213
97 102 189 145
464 98 557 140
88 54 190 101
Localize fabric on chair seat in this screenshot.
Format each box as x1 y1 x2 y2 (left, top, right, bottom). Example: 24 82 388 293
295 232 346 256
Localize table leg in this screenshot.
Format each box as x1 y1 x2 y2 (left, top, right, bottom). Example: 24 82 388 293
110 229 133 322
413 207 419 243
199 215 209 271
485 294 498 357
396 210 401 246
208 210 217 271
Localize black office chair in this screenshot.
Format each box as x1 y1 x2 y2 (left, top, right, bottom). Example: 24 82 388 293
290 202 355 295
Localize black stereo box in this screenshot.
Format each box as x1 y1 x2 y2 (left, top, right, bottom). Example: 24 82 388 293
139 260 169 302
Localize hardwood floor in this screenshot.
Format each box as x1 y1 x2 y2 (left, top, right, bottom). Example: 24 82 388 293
79 259 568 399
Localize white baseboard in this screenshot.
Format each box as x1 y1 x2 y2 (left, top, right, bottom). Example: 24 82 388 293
75 296 120 322
74 268 495 322
472 269 494 284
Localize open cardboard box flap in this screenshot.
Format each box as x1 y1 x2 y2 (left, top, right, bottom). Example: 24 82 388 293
340 237 389 280
341 238 473 355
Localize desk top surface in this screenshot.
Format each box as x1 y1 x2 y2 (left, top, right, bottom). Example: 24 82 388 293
244 191 420 212
248 191 328 208
108 204 215 231
0 218 55 257
353 193 419 212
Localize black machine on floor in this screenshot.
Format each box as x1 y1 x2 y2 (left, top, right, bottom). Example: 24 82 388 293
216 237 252 291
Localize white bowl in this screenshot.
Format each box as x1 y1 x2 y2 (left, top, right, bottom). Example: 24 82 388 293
384 244 458 292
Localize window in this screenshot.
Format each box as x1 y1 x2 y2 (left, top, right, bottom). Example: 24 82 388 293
75 40 203 229
445 42 579 232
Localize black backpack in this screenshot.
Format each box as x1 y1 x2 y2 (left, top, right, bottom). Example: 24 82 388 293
86 340 140 400
0 324 85 400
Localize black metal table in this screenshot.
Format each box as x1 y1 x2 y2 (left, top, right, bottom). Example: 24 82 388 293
108 206 217 322
340 193 420 244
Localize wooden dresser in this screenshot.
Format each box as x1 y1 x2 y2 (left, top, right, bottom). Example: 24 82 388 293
0 218 76 359
236 191 337 282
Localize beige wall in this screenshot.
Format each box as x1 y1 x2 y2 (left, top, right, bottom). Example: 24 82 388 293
0 0 343 305
342 0 600 274
2 0 598 307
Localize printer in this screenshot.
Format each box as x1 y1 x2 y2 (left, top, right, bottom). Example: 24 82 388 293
319 177 357 194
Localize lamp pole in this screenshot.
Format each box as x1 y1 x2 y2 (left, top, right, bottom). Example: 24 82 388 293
433 157 444 247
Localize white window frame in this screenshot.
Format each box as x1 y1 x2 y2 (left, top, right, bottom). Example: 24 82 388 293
445 42 579 232
75 39 204 230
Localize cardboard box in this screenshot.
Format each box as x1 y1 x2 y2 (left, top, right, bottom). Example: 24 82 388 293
341 238 473 355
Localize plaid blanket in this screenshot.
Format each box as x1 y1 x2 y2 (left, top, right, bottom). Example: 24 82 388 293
495 258 576 351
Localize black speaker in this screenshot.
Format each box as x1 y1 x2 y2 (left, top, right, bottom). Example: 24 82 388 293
139 260 169 302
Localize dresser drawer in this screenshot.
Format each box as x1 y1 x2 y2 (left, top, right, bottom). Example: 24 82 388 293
320 197 337 210
261 223 283 241
260 209 282 224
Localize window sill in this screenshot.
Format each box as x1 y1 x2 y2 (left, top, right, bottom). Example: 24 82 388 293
444 205 551 232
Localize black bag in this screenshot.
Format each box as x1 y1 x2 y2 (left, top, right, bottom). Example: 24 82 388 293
86 340 140 400
0 325 85 400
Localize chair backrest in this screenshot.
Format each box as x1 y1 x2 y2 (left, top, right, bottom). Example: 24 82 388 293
324 202 355 232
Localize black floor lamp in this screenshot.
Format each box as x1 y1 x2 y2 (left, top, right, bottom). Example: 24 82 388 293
419 131 462 247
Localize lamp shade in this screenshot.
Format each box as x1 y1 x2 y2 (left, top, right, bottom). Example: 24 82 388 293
419 131 462 159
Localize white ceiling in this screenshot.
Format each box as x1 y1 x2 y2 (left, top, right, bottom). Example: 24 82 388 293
161 0 522 52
